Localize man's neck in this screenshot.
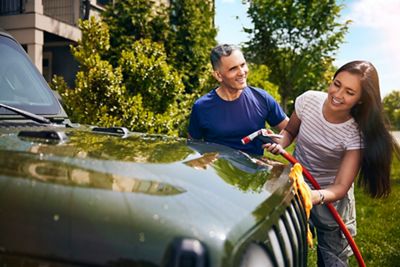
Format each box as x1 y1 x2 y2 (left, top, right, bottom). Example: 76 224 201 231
216 86 245 101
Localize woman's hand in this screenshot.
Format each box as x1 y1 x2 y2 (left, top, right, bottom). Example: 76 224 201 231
262 111 300 155
260 129 284 154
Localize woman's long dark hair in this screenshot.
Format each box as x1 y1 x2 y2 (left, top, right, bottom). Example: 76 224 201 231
334 61 400 198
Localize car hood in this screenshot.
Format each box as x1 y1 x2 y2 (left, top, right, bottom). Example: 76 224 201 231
0 126 288 266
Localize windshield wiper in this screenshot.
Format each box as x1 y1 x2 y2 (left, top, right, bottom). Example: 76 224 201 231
0 103 51 124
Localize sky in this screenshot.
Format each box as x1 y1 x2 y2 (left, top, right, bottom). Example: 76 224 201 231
215 0 400 97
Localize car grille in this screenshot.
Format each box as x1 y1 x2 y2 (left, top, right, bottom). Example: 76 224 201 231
267 194 308 267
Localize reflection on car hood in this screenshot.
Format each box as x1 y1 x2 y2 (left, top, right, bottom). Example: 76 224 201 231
0 127 287 266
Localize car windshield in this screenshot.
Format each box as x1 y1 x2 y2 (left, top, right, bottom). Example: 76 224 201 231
0 34 60 115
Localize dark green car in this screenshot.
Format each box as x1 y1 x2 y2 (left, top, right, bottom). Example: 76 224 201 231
0 30 308 267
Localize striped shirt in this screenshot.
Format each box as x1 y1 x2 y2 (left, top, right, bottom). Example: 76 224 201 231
294 91 363 187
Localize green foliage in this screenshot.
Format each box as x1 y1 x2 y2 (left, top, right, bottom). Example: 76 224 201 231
54 60 127 126
119 39 184 113
212 158 271 192
71 16 110 67
102 0 169 65
247 63 281 103
383 90 400 130
49 75 70 111
102 0 217 96
243 0 350 111
66 131 193 163
74 1 218 136
165 0 217 94
52 17 190 137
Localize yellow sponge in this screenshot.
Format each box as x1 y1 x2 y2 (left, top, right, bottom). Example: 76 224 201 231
289 163 313 247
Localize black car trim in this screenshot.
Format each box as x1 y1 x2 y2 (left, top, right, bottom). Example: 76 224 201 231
289 197 308 266
254 193 309 267
17 130 68 142
91 126 129 136
283 209 300 265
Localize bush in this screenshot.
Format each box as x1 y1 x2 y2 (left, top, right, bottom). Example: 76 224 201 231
52 17 191 137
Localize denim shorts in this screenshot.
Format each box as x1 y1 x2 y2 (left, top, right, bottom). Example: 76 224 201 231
310 184 356 267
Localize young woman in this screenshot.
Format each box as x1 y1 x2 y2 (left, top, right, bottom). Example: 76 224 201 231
264 60 400 266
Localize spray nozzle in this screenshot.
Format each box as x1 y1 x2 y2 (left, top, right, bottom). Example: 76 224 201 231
241 129 283 145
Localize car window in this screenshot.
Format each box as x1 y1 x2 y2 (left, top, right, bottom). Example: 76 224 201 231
0 35 60 115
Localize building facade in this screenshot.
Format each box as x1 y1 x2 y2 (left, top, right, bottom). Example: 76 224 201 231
0 0 111 86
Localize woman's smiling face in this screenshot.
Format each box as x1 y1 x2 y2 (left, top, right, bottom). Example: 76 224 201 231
327 70 362 114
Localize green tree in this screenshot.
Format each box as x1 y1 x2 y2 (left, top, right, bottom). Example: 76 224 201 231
101 0 169 65
247 63 281 102
383 90 400 130
53 1 219 136
165 0 217 94
53 17 127 126
102 0 217 96
53 17 189 136
119 39 184 114
98 0 218 133
244 0 350 111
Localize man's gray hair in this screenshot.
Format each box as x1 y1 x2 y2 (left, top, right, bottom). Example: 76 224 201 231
210 44 241 70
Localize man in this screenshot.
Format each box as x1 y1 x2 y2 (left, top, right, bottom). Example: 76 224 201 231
188 44 288 156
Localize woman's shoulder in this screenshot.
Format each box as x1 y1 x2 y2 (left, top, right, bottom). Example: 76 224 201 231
295 90 326 119
299 90 327 99
297 90 326 106
296 90 325 104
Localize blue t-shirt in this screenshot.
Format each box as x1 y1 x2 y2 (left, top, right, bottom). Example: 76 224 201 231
188 86 287 155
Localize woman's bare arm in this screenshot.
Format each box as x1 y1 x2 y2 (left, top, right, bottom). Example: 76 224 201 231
311 149 361 205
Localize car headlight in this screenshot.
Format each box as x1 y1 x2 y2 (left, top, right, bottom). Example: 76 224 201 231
240 243 274 267
163 238 208 267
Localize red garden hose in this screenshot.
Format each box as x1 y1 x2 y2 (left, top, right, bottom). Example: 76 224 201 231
242 130 366 267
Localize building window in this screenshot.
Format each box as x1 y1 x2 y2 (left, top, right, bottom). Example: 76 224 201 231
96 0 111 6
42 52 53 83
0 0 24 15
